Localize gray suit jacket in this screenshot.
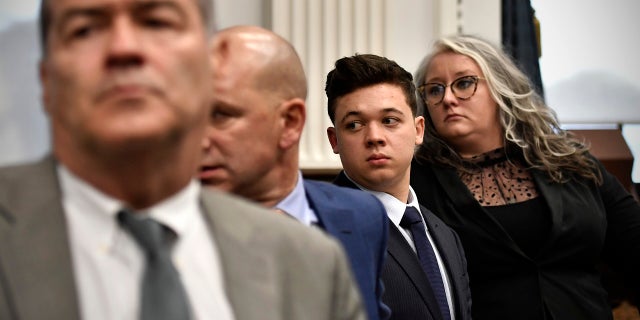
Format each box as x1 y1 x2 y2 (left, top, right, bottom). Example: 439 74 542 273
0 157 366 320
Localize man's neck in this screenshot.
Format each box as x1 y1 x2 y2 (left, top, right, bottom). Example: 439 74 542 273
55 142 199 210
253 166 299 208
345 171 411 203
375 182 410 204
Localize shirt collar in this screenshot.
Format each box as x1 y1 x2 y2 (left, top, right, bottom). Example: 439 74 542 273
58 164 123 222
406 187 421 211
343 171 423 227
57 164 201 239
146 180 201 239
274 171 317 226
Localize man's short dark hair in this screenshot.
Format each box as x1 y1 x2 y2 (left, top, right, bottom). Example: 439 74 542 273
38 0 215 56
324 53 418 124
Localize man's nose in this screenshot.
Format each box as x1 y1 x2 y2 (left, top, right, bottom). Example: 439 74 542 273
365 124 386 147
105 17 144 68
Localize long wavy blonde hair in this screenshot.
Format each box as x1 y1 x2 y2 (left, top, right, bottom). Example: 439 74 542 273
414 34 601 184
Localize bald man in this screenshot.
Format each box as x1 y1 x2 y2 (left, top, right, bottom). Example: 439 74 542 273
199 26 390 320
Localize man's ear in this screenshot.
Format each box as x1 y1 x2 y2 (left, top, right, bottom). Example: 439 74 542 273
278 98 306 149
415 115 425 145
327 127 339 154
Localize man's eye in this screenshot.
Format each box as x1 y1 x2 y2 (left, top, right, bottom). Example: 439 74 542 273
210 108 233 124
345 121 363 130
212 110 230 119
74 27 91 38
67 24 96 40
212 111 225 118
142 17 174 29
382 117 399 125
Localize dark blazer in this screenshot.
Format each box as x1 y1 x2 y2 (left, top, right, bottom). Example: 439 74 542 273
411 158 640 320
0 157 367 320
304 180 390 320
334 171 472 320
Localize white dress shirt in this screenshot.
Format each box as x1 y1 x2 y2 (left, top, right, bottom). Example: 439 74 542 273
345 173 456 319
58 165 234 320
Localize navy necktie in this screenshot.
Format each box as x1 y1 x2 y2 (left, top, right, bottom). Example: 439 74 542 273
118 209 191 320
400 206 451 320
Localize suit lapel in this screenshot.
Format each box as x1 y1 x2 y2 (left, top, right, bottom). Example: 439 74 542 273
199 190 281 320
430 166 528 258
303 180 355 239
332 171 354 189
0 156 80 319
532 170 563 251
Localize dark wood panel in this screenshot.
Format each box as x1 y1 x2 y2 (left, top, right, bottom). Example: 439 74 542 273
570 129 634 191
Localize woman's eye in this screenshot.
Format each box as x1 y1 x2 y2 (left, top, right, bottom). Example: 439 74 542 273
455 78 475 90
427 85 444 97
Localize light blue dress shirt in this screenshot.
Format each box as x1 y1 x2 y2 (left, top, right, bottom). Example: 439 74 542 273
274 171 318 226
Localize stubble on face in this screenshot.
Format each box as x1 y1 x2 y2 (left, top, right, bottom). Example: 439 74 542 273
42 0 212 161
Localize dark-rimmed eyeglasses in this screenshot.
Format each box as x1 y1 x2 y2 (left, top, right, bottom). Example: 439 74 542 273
417 75 481 107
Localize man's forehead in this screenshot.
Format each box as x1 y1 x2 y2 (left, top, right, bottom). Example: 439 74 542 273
47 0 196 13
213 48 262 86
336 101 410 121
341 106 406 116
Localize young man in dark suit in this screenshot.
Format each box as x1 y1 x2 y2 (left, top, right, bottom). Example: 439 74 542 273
326 54 472 320
199 26 390 320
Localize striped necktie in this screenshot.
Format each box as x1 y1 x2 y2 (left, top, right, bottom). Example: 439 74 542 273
400 206 451 320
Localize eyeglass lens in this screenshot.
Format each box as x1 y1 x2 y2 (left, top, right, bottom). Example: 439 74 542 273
421 76 478 106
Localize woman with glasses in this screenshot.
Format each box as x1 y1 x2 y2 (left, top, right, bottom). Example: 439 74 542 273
410 34 640 320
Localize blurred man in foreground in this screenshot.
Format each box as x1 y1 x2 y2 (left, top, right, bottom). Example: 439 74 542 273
0 1 364 319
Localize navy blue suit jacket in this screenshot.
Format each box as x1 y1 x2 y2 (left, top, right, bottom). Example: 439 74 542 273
304 180 390 320
333 172 472 320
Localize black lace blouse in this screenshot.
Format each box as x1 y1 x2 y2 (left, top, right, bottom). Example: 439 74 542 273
458 148 539 206
458 148 550 258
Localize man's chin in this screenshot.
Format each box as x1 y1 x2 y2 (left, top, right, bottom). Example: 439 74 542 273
198 172 233 191
361 172 396 189
85 133 172 158
89 123 181 149
200 181 237 195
